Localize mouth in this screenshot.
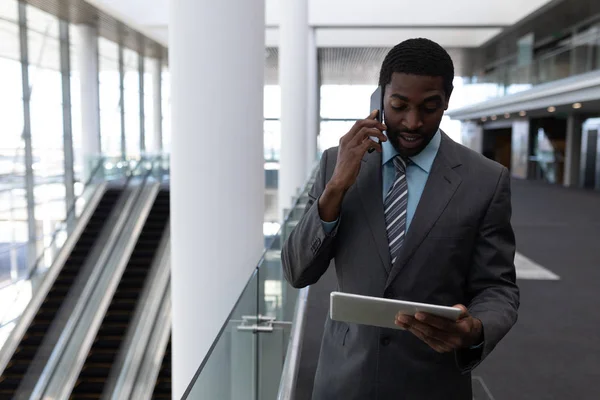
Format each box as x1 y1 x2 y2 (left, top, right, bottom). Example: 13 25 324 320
398 133 424 149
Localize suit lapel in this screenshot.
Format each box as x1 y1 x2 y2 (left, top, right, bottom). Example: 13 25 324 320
356 150 392 274
385 133 463 288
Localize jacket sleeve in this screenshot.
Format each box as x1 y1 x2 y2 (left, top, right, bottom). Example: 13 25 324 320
281 148 341 288
456 167 520 372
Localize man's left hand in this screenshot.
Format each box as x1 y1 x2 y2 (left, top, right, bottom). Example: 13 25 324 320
395 304 483 353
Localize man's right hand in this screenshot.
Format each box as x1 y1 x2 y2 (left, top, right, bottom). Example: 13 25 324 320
318 111 387 222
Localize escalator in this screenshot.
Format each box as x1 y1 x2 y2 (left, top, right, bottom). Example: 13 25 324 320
70 190 170 399
0 188 122 397
152 337 172 399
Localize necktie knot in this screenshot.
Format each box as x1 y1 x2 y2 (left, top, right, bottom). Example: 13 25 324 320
393 155 408 173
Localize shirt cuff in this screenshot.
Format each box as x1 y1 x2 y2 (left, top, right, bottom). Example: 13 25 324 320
320 219 339 234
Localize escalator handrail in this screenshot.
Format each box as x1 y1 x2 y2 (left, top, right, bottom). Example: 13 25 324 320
0 181 108 377
36 178 162 399
102 225 172 400
0 156 140 295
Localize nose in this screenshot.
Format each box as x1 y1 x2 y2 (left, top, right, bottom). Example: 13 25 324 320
403 109 423 131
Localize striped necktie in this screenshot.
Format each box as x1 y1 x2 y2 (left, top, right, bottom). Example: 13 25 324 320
384 155 409 265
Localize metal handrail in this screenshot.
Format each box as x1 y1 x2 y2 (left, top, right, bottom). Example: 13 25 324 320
277 287 309 400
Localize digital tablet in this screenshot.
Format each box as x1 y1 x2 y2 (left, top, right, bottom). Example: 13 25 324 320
330 291 462 330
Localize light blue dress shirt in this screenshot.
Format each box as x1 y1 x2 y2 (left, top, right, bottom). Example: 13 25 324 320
321 130 441 233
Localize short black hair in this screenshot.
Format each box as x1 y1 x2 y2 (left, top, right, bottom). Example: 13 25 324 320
378 38 454 98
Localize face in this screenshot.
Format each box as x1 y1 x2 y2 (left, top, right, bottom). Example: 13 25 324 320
383 72 451 158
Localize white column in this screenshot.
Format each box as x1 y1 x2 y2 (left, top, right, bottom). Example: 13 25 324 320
151 57 163 153
279 0 309 219
306 27 319 176
169 0 265 397
564 114 583 187
76 25 101 180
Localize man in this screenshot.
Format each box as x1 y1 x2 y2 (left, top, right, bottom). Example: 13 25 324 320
281 38 519 399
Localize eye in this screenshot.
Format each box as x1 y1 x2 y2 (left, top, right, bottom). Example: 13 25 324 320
390 102 408 111
422 102 441 114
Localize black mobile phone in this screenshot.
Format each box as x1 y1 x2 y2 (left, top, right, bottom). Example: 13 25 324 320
368 86 385 153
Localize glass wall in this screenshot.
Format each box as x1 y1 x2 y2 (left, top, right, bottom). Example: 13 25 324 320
143 56 155 153
0 0 27 286
0 2 165 288
99 37 121 157
475 24 600 100
264 85 281 161
26 5 66 246
123 47 140 158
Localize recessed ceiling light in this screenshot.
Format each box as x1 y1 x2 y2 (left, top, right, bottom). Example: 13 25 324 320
491 115 497 121
547 106 556 113
519 111 527 117
573 102 582 109
481 117 487 122
504 113 510 119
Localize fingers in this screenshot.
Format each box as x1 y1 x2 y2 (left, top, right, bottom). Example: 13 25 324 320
452 304 470 319
409 325 454 353
396 314 463 352
362 137 382 154
343 117 387 144
350 127 387 148
414 312 457 332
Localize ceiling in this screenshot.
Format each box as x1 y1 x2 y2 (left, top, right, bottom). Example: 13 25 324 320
84 0 555 49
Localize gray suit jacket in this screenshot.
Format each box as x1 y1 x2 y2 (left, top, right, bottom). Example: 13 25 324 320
282 132 519 400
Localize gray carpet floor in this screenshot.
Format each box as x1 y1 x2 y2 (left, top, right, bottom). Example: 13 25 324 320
294 179 600 399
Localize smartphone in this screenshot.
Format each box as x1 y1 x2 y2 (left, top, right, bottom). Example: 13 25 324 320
368 86 385 153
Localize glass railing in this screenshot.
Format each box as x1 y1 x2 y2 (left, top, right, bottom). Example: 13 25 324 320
474 24 600 98
0 154 168 348
182 171 316 400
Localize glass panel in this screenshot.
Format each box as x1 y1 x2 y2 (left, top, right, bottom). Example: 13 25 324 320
26 4 59 39
123 47 140 158
0 0 18 23
186 270 259 400
27 7 66 276
69 25 83 183
0 155 159 341
99 37 121 157
184 163 317 399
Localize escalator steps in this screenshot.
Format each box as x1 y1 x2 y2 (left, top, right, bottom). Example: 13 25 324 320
70 191 170 399
0 189 122 394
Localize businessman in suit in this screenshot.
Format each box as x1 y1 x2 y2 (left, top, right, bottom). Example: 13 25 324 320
281 38 519 399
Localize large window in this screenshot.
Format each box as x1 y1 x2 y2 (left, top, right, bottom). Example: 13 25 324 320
0 0 27 285
143 56 156 153
26 5 66 252
99 37 121 157
264 85 281 160
123 47 140 158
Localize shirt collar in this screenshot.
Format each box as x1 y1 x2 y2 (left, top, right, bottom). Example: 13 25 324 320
381 129 441 173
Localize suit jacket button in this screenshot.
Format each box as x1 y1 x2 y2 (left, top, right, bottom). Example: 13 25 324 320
381 337 391 346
